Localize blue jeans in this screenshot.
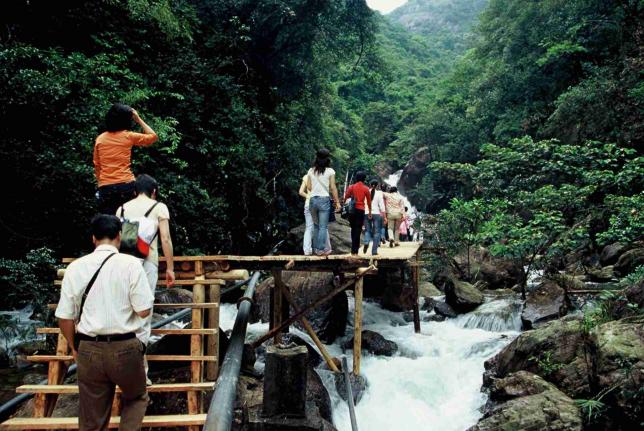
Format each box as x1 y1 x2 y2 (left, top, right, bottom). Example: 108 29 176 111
363 214 383 255
310 196 331 253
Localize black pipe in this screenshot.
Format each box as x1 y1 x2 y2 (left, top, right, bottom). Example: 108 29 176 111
0 306 193 421
204 240 283 431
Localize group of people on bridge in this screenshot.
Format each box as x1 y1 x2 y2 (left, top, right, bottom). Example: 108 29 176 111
57 103 176 431
299 149 416 257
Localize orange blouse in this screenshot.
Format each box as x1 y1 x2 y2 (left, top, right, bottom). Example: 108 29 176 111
93 130 157 187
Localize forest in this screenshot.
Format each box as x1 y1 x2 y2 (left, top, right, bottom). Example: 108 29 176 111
0 0 642 429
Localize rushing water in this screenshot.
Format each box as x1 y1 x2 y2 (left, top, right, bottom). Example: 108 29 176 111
220 293 521 431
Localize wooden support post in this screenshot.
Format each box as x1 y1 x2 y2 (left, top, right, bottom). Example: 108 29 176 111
251 266 375 349
41 333 69 417
111 393 122 417
353 271 364 376
271 270 288 344
206 281 221 381
188 260 205 431
276 282 340 373
412 251 421 334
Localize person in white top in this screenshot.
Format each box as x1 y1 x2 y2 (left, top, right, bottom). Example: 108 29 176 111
118 174 174 384
362 179 387 255
306 149 341 256
299 174 331 255
56 214 153 431
385 186 406 247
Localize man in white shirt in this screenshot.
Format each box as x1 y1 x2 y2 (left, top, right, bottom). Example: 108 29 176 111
56 214 154 431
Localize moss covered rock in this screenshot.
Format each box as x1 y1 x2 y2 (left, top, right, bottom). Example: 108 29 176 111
444 278 484 312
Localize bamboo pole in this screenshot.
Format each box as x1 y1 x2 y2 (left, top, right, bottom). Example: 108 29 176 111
206 282 221 381
188 261 205 431
276 282 340 373
412 250 421 334
251 266 375 349
353 273 364 375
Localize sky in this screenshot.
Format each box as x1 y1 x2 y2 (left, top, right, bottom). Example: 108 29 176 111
366 0 409 14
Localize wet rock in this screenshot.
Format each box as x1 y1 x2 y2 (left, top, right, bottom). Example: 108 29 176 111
614 247 644 276
334 371 368 405
284 217 352 255
364 266 416 312
419 281 441 297
625 280 644 308
444 278 484 312
484 316 592 399
425 314 446 322
587 265 615 282
591 316 644 428
470 371 582 431
155 287 193 304
455 247 523 289
254 272 348 344
600 243 627 266
420 297 435 311
398 147 431 194
521 280 567 329
343 330 398 356
551 274 585 291
433 301 458 318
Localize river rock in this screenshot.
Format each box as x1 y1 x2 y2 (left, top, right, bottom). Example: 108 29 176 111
587 265 615 282
600 242 627 266
419 281 441 297
470 371 582 431
520 280 567 329
625 280 644 308
364 266 416 312
455 247 523 289
484 316 591 398
397 146 431 194
343 330 398 356
334 371 368 405
155 287 193 304
284 217 352 255
253 271 348 344
421 297 435 311
591 316 644 428
444 278 484 312
614 247 644 276
433 301 458 318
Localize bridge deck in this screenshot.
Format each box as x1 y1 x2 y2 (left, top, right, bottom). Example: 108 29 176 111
156 241 423 271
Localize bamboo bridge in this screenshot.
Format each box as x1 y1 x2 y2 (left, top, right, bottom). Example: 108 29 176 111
0 242 423 430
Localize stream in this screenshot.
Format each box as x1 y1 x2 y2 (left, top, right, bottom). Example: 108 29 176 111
220 293 522 431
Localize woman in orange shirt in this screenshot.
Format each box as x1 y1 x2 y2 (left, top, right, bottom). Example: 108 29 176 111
94 103 158 214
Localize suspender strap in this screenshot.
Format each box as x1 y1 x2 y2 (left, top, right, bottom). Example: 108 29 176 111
78 253 116 322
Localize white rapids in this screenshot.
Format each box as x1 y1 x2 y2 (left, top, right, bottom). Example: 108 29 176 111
220 294 521 431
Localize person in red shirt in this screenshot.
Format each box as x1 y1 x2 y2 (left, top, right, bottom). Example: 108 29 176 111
344 172 372 255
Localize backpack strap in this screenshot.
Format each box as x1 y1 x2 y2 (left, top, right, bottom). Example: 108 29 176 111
144 202 159 217
78 252 116 323
145 202 161 242
309 170 330 194
120 206 125 218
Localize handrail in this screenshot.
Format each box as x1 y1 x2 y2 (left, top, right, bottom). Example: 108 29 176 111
204 240 283 431
0 305 192 421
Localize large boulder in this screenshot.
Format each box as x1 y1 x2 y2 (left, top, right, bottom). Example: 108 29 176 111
625 280 644 308
343 330 398 356
521 280 568 329
433 301 458 318
364 267 416 312
469 371 582 431
253 272 348 344
398 146 431 194
419 281 441 297
455 247 523 290
614 248 644 276
484 316 592 399
591 317 644 428
600 243 627 266
444 278 484 312
587 265 615 282
284 218 352 255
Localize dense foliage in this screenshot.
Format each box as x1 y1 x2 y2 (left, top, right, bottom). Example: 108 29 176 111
0 0 374 260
